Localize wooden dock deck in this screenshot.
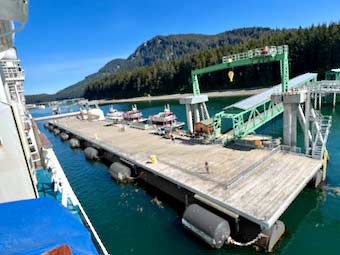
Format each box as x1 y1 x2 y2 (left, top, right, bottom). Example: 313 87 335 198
52 117 322 229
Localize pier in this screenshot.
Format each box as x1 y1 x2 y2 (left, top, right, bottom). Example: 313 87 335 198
48 115 323 251
41 46 340 251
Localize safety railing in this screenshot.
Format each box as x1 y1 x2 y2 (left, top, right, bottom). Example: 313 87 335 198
222 45 288 63
42 148 109 255
223 99 284 139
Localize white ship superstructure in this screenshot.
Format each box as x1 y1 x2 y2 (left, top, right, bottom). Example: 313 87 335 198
0 42 39 202
0 49 41 172
0 1 108 254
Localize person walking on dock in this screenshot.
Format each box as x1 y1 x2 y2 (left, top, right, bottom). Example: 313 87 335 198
205 161 209 174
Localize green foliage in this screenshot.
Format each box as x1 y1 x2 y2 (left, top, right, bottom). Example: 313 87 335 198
98 27 275 75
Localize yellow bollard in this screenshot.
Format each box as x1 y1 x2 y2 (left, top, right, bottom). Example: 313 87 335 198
150 155 158 164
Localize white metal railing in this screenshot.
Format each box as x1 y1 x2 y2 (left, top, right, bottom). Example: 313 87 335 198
225 146 282 189
0 60 25 80
271 80 337 159
222 45 288 63
279 145 302 154
42 148 109 255
310 110 332 159
0 59 25 107
309 80 340 93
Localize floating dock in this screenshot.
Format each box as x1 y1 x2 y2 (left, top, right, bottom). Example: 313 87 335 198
48 116 323 251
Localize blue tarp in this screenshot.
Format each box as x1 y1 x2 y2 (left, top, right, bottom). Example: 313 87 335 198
0 198 99 255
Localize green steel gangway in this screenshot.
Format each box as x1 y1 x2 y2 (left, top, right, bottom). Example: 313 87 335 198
191 45 290 139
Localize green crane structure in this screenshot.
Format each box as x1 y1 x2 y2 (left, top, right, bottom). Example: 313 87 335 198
190 45 290 139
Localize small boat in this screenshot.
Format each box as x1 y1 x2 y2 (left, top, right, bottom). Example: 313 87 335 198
106 106 124 123
37 104 45 109
123 104 143 121
79 101 105 121
149 104 185 129
52 106 60 115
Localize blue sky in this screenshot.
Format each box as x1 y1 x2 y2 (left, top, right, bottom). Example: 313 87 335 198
16 0 340 95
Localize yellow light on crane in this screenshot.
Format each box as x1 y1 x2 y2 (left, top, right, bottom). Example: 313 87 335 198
228 70 234 82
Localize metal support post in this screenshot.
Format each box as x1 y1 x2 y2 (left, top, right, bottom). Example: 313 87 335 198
193 104 200 123
202 102 210 119
192 74 200 96
185 104 193 134
318 93 322 110
305 92 311 155
314 93 317 109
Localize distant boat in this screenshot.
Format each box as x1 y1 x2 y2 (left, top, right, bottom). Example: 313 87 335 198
52 106 60 114
79 101 105 121
149 104 185 129
37 104 45 109
106 107 123 122
123 104 143 121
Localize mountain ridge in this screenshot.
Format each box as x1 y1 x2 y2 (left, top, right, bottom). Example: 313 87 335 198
26 27 276 103
82 23 340 101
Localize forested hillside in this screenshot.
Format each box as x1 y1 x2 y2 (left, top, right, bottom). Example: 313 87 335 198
99 27 274 75
82 23 340 100
25 27 275 103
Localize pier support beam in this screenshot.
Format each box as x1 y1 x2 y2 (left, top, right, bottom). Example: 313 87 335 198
180 95 209 135
318 93 322 110
304 92 311 155
277 93 306 148
314 93 317 109
283 103 298 147
185 104 193 134
193 105 200 123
